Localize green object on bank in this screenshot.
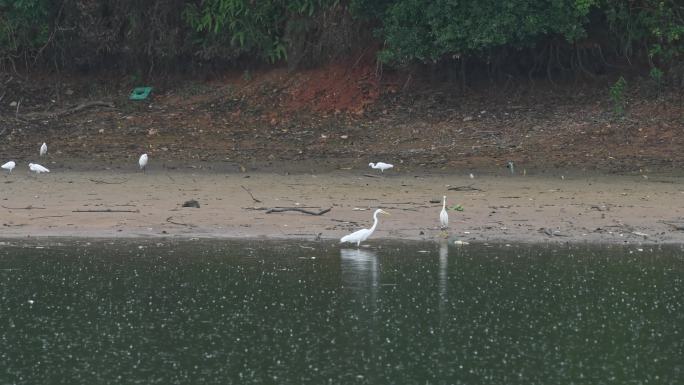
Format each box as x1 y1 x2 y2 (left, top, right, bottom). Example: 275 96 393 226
129 87 152 100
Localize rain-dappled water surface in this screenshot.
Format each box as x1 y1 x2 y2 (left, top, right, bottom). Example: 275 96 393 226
1 240 682 384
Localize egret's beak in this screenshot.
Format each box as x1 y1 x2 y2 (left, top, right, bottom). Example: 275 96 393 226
380 210 390 216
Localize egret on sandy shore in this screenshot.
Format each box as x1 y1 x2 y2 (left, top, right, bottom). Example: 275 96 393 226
369 162 393 173
440 195 449 231
340 209 390 247
506 161 515 175
139 153 148 172
40 143 47 156
2 161 16 173
28 163 49 173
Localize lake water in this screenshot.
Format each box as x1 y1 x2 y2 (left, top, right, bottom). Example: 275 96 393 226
1 240 682 384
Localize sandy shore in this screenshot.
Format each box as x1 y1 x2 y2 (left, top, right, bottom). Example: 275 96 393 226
2 165 684 244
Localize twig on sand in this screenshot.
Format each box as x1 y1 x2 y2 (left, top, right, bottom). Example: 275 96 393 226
380 206 420 211
660 221 684 231
24 101 115 120
2 205 45 210
245 206 332 215
363 174 380 178
448 184 483 191
72 209 139 213
30 215 66 220
266 207 331 215
331 218 359 225
241 185 262 203
89 178 129 184
166 216 195 227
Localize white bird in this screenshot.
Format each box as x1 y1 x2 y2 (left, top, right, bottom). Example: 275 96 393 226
2 161 16 173
138 153 148 172
440 195 449 230
340 209 390 247
40 143 47 156
369 162 393 172
28 163 50 173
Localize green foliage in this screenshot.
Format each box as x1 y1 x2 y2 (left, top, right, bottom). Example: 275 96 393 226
0 0 681 75
604 0 683 67
375 0 599 65
0 0 51 67
609 76 627 117
448 204 464 212
182 0 339 63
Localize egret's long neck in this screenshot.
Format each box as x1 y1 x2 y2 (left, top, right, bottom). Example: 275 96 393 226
370 211 380 233
442 197 446 210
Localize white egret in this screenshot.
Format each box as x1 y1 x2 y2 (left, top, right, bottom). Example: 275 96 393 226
369 162 393 172
40 142 47 156
2 161 16 173
28 163 49 173
506 160 515 175
440 195 449 230
138 153 148 172
340 209 390 247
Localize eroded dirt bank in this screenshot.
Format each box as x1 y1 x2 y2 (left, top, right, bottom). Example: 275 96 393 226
2 165 684 244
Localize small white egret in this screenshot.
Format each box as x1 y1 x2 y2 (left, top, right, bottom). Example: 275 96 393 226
506 160 515 175
40 142 47 156
28 163 49 173
2 161 16 173
440 195 449 230
138 153 148 172
369 162 393 172
340 209 390 247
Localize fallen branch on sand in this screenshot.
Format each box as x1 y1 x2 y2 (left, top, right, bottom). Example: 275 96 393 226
448 184 483 191
2 205 45 210
166 216 195 227
660 221 684 231
241 185 262 203
266 207 331 215
30 215 66 220
24 101 115 120
72 209 139 213
89 178 129 184
245 206 332 216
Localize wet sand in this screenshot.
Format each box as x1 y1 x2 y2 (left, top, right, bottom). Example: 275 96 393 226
2 167 684 244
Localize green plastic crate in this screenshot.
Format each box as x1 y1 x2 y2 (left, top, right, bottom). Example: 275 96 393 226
129 87 153 100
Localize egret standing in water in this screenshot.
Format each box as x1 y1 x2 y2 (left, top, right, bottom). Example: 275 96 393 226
440 195 449 231
340 209 390 247
2 161 16 173
369 162 393 173
40 143 47 156
138 153 148 172
28 163 49 174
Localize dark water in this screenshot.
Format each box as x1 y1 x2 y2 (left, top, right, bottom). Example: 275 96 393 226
0 240 682 384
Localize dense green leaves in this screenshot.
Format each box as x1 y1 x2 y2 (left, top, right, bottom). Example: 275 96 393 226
0 0 681 74
182 0 343 63
0 0 51 66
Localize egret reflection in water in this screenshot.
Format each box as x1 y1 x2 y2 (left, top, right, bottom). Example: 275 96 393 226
340 248 379 290
439 240 448 301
